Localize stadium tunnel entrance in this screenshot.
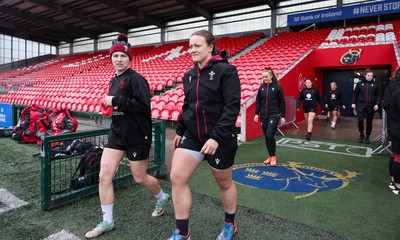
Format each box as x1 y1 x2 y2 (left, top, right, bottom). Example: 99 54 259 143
321 68 391 117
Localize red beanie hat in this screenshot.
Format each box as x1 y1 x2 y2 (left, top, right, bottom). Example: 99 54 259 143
109 33 132 60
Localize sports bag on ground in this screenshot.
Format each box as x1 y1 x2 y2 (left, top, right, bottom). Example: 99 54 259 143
70 146 103 190
12 104 47 143
50 139 93 160
48 107 78 136
0 127 14 137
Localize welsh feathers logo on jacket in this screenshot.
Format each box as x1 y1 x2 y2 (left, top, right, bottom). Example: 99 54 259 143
209 71 215 80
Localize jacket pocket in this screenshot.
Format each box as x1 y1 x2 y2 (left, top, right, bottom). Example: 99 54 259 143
203 109 208 134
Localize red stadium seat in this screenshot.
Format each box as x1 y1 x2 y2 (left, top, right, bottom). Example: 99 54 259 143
159 109 170 120
151 108 160 119
170 110 181 121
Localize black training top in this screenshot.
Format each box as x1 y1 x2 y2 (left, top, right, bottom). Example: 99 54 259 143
108 68 152 146
297 87 322 110
324 88 344 108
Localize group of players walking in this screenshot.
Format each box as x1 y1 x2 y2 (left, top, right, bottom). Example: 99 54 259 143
255 67 382 169
82 30 399 240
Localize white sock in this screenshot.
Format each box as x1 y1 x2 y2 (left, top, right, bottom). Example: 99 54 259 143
101 204 114 224
154 190 166 202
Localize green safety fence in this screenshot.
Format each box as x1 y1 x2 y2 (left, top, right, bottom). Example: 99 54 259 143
39 120 166 211
11 104 167 210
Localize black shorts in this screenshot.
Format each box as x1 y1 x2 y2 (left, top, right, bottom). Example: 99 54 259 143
105 140 151 161
303 107 317 113
392 141 400 155
328 105 340 112
328 102 340 112
177 134 238 170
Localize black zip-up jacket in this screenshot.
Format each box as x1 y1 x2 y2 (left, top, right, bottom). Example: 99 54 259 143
351 79 381 113
383 76 400 142
176 55 241 143
324 88 344 108
255 81 286 119
108 68 152 146
297 87 322 110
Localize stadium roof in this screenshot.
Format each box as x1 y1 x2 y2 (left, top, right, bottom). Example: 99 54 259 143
0 0 278 46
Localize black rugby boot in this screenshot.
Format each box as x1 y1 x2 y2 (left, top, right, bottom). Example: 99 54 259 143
365 135 370 144
306 132 312 141
358 134 364 143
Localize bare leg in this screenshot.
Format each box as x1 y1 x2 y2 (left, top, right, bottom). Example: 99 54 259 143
98 148 125 205
211 166 237 214
304 113 309 129
332 110 338 123
307 112 316 133
129 159 161 195
169 149 201 220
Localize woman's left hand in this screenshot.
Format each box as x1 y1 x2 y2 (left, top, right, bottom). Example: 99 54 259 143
200 138 219 155
373 104 379 111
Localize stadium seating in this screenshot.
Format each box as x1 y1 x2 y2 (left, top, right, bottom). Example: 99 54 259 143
320 22 398 49
2 21 399 128
232 28 330 106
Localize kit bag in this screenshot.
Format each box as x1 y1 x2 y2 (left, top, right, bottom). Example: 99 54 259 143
12 104 47 143
49 107 78 136
70 146 103 190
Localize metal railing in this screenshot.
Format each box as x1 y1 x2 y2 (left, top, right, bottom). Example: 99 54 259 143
40 120 166 210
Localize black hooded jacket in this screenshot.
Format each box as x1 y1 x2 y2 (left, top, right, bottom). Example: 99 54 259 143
255 81 286 119
176 55 241 143
383 76 400 142
351 79 381 113
108 68 152 146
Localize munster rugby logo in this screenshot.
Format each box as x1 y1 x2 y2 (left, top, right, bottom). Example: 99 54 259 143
233 162 359 199
340 49 362 65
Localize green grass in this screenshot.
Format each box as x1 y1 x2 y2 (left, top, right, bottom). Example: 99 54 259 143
0 135 397 239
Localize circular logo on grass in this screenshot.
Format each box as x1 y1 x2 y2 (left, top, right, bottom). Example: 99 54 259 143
233 162 359 199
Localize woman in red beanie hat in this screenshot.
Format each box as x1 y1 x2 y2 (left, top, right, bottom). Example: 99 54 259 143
85 34 170 239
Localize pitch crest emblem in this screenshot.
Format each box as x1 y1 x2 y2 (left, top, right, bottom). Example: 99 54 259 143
233 162 359 199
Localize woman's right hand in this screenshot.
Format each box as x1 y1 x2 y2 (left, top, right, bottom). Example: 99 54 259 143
102 96 114 107
173 135 181 149
254 115 259 122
